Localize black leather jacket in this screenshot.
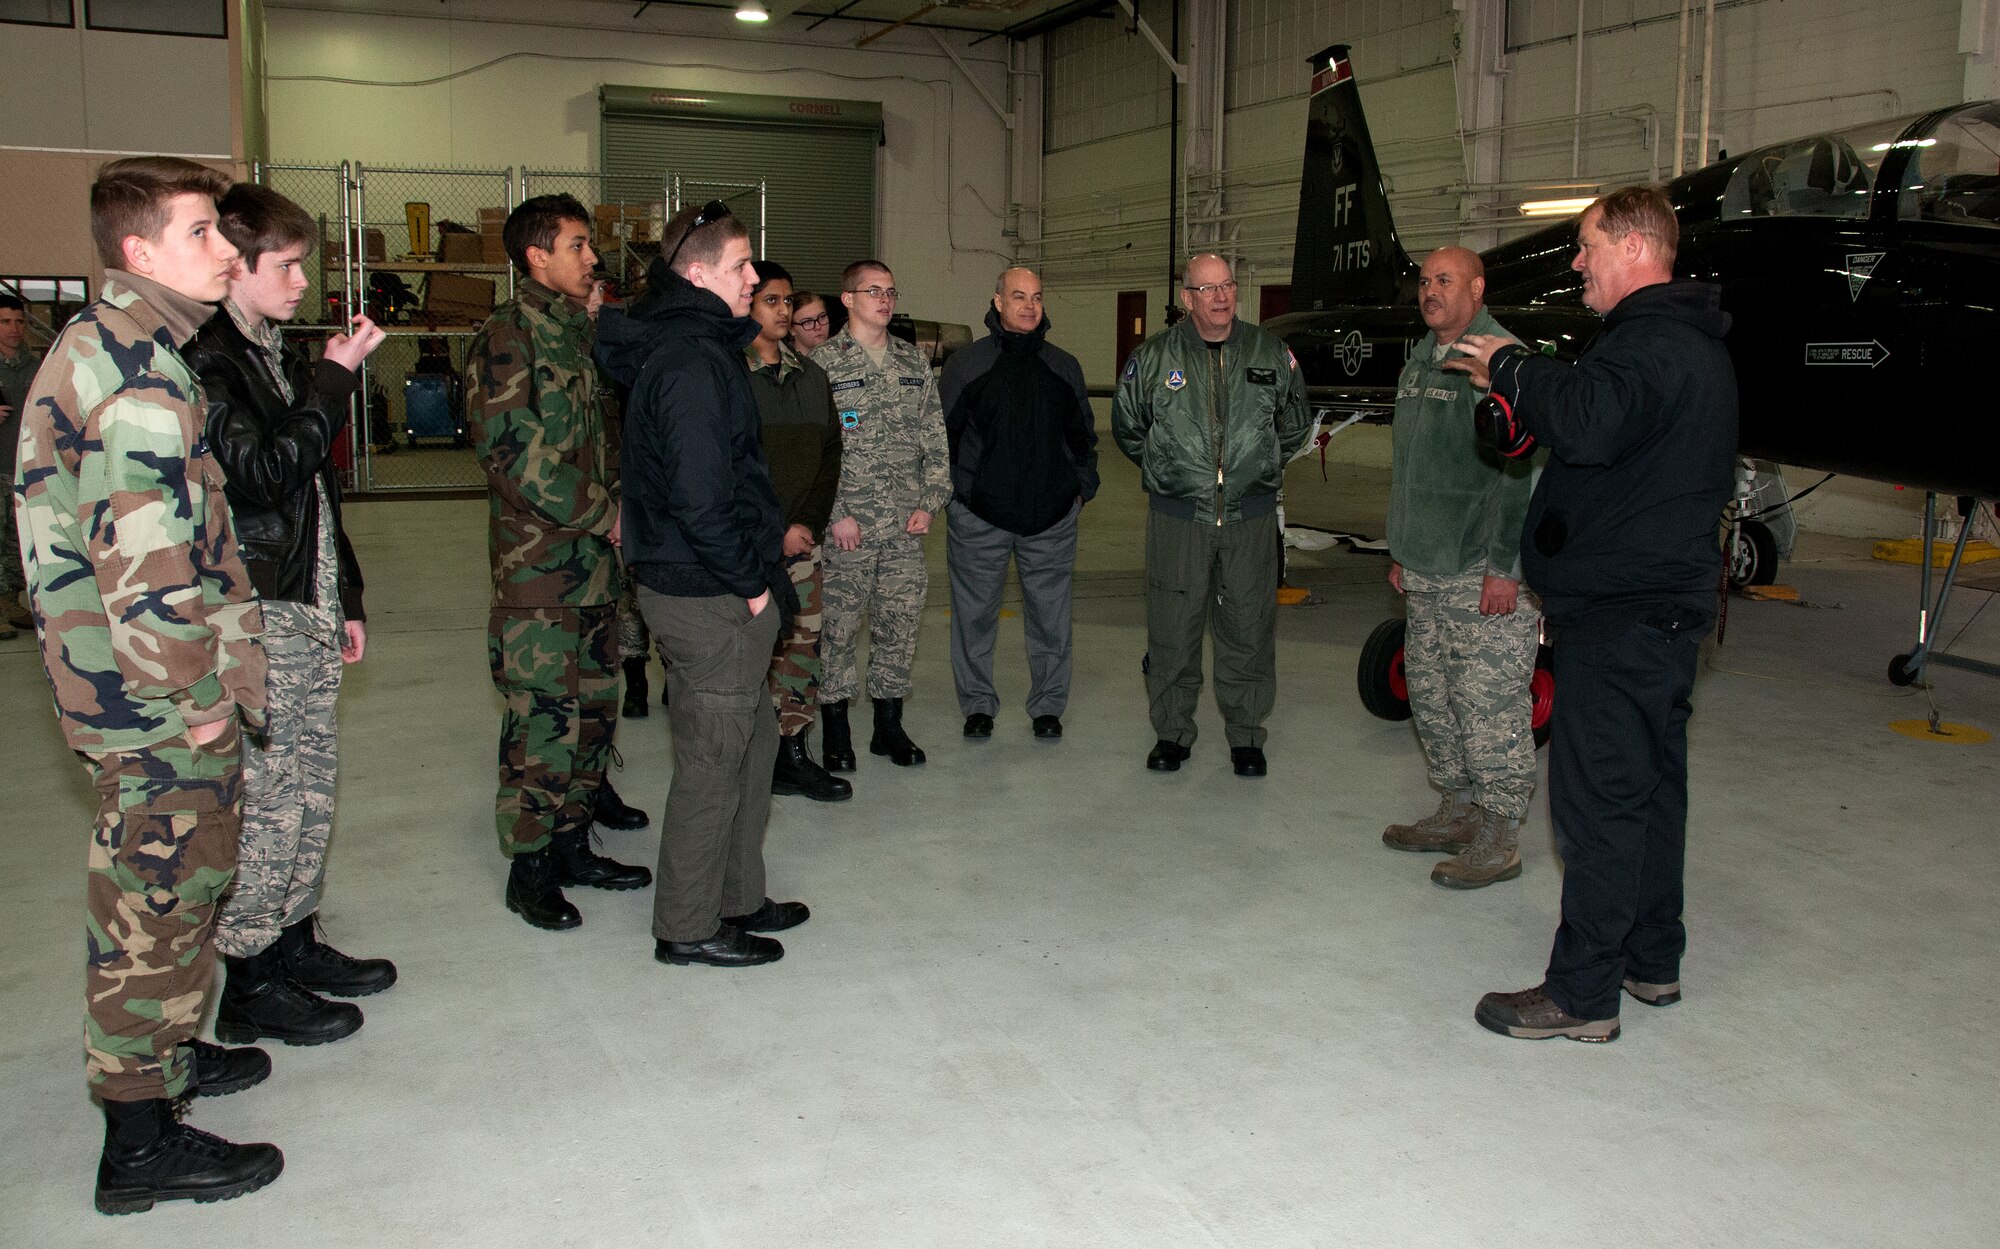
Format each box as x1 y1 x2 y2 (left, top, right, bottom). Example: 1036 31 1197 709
185 312 366 620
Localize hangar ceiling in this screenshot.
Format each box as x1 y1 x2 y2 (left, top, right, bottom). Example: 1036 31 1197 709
271 0 1120 40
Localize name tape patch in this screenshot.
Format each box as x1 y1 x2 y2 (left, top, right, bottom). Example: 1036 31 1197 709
831 379 864 393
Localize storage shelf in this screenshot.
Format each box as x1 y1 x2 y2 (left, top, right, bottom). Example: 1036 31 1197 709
332 261 511 274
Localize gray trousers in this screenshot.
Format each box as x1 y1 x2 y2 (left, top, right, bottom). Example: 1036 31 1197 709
638 588 782 942
946 499 1080 719
1144 509 1279 749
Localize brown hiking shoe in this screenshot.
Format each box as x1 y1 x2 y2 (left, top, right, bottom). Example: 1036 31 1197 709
1382 791 1477 853
1623 977 1682 1007
1474 985 1619 1042
1431 807 1522 889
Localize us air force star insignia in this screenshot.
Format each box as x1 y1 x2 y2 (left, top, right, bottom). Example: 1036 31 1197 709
1165 369 1186 391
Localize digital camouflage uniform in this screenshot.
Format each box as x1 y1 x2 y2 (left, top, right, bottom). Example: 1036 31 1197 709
810 329 950 702
467 278 621 858
15 271 268 1103
1387 308 1540 819
207 302 351 957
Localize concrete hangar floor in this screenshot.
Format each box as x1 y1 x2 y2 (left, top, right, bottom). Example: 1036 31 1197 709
4 446 1994 1247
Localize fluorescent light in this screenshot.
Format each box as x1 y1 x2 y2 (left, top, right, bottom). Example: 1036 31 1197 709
1520 197 1597 217
736 0 769 20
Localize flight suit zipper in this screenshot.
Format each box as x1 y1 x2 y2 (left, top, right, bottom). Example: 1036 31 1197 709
1210 343 1226 526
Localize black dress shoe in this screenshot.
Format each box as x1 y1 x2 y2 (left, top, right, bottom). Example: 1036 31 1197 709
1231 746 1268 777
1146 739 1191 771
655 926 784 967
723 897 810 933
962 713 994 739
185 1040 271 1098
593 779 650 831
1032 715 1063 739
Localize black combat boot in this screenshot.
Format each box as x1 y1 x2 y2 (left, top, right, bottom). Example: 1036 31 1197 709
772 730 853 801
185 1039 270 1098
869 697 926 766
821 699 856 772
550 822 652 891
95 1098 283 1215
215 947 362 1047
274 916 397 998
593 778 650 830
505 849 581 930
621 657 650 719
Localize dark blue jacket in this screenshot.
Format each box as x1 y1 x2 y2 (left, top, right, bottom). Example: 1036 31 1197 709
1488 279 1738 624
596 260 784 601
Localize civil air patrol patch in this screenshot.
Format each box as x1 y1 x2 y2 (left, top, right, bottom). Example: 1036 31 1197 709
1165 369 1186 391
841 410 860 429
1122 355 1138 381
1246 367 1276 385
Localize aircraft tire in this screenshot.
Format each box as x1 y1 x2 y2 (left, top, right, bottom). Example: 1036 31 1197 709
1728 519 1778 589
1887 651 1921 687
1531 644 1555 749
1357 617 1413 722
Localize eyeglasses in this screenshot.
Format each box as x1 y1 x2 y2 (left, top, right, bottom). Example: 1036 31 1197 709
793 312 829 329
1184 280 1238 296
847 285 899 301
662 200 734 273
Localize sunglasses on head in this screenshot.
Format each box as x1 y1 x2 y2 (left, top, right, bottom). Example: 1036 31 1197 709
662 200 734 273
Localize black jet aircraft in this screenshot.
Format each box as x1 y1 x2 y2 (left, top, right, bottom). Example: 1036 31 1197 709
1273 44 2000 694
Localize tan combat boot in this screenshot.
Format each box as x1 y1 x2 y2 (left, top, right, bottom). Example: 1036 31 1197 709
1382 790 1478 853
1431 806 1523 889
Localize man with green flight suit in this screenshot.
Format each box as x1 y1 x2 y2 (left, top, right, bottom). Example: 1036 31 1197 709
1112 253 1311 778
468 194 650 931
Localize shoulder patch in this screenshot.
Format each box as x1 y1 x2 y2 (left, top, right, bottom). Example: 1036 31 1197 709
1286 347 1299 371
1121 355 1138 382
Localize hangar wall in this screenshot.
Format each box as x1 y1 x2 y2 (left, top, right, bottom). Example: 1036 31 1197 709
0 22 234 156
260 0 1019 328
1038 0 1969 388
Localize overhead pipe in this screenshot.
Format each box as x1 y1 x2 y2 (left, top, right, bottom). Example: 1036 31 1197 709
1572 0 1586 178
1673 0 1690 176
1697 0 1716 167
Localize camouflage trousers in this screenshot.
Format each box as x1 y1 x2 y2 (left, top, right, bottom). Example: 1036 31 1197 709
82 722 244 1102
488 605 618 857
1 471 25 607
768 545 825 736
1401 568 1540 820
821 533 927 702
213 623 344 958
617 571 658 663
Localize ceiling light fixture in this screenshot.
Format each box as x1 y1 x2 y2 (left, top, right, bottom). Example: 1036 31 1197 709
736 0 770 21
1520 196 1598 217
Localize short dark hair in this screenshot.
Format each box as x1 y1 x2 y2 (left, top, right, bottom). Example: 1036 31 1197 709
503 194 592 274
0 293 23 314
90 156 233 271
659 202 749 277
751 259 793 297
217 183 317 273
842 260 891 291
1590 185 1679 267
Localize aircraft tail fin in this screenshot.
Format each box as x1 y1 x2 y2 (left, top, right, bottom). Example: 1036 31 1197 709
1290 45 1418 311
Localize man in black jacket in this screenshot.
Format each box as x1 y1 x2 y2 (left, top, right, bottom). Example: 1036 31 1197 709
1449 186 1738 1042
939 267 1098 740
595 202 809 968
185 183 396 1047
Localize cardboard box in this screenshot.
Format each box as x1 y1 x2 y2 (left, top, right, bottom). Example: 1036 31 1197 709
438 232 483 265
423 271 495 325
477 207 509 234
481 233 510 265
323 228 387 266
593 202 658 249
